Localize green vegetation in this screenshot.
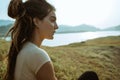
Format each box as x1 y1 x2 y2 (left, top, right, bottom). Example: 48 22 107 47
0 36 120 80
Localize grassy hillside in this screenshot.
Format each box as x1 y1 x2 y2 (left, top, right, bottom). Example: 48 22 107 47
0 36 120 80
0 24 12 37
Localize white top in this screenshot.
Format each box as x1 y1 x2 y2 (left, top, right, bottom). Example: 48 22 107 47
14 42 51 80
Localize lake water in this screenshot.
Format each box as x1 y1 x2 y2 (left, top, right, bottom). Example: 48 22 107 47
43 31 120 46
3 31 120 47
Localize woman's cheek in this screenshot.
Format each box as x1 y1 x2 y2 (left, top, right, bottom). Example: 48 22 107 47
51 23 55 27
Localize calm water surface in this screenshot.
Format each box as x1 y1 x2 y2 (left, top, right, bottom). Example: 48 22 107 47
43 31 120 47
3 31 120 47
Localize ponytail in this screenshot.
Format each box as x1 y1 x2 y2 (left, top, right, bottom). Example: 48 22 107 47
4 0 27 80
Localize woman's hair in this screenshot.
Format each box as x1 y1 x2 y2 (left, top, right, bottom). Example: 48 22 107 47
4 0 55 80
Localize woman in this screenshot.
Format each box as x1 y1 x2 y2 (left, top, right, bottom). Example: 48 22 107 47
4 0 58 80
4 0 99 80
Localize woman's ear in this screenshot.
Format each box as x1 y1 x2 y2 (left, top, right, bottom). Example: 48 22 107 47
33 17 42 28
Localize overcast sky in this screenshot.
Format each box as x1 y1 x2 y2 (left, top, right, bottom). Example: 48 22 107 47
0 0 120 29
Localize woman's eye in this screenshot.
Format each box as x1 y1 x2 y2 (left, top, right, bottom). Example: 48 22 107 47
51 19 55 22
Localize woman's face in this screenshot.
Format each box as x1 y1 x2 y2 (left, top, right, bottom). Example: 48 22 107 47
34 11 58 40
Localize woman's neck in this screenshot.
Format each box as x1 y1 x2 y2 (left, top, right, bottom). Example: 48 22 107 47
31 38 43 47
31 29 44 47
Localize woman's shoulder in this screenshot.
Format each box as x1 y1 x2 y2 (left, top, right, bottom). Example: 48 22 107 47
21 42 46 55
16 42 51 74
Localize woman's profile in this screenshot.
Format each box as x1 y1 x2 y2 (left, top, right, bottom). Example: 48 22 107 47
4 0 58 80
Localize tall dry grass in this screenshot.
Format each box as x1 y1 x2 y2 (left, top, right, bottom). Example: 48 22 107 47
0 36 120 80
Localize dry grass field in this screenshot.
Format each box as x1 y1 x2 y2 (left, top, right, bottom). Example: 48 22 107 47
0 36 120 80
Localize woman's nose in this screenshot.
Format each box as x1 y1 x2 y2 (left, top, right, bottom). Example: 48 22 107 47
54 22 58 30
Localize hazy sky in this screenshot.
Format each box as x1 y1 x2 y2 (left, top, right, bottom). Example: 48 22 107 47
0 0 120 29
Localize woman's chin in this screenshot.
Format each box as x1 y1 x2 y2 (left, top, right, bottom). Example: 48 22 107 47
46 36 54 40
50 37 54 39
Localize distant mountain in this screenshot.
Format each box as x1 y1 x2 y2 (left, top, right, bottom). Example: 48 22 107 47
56 24 100 33
102 25 120 31
0 24 12 37
0 20 14 26
0 20 120 37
